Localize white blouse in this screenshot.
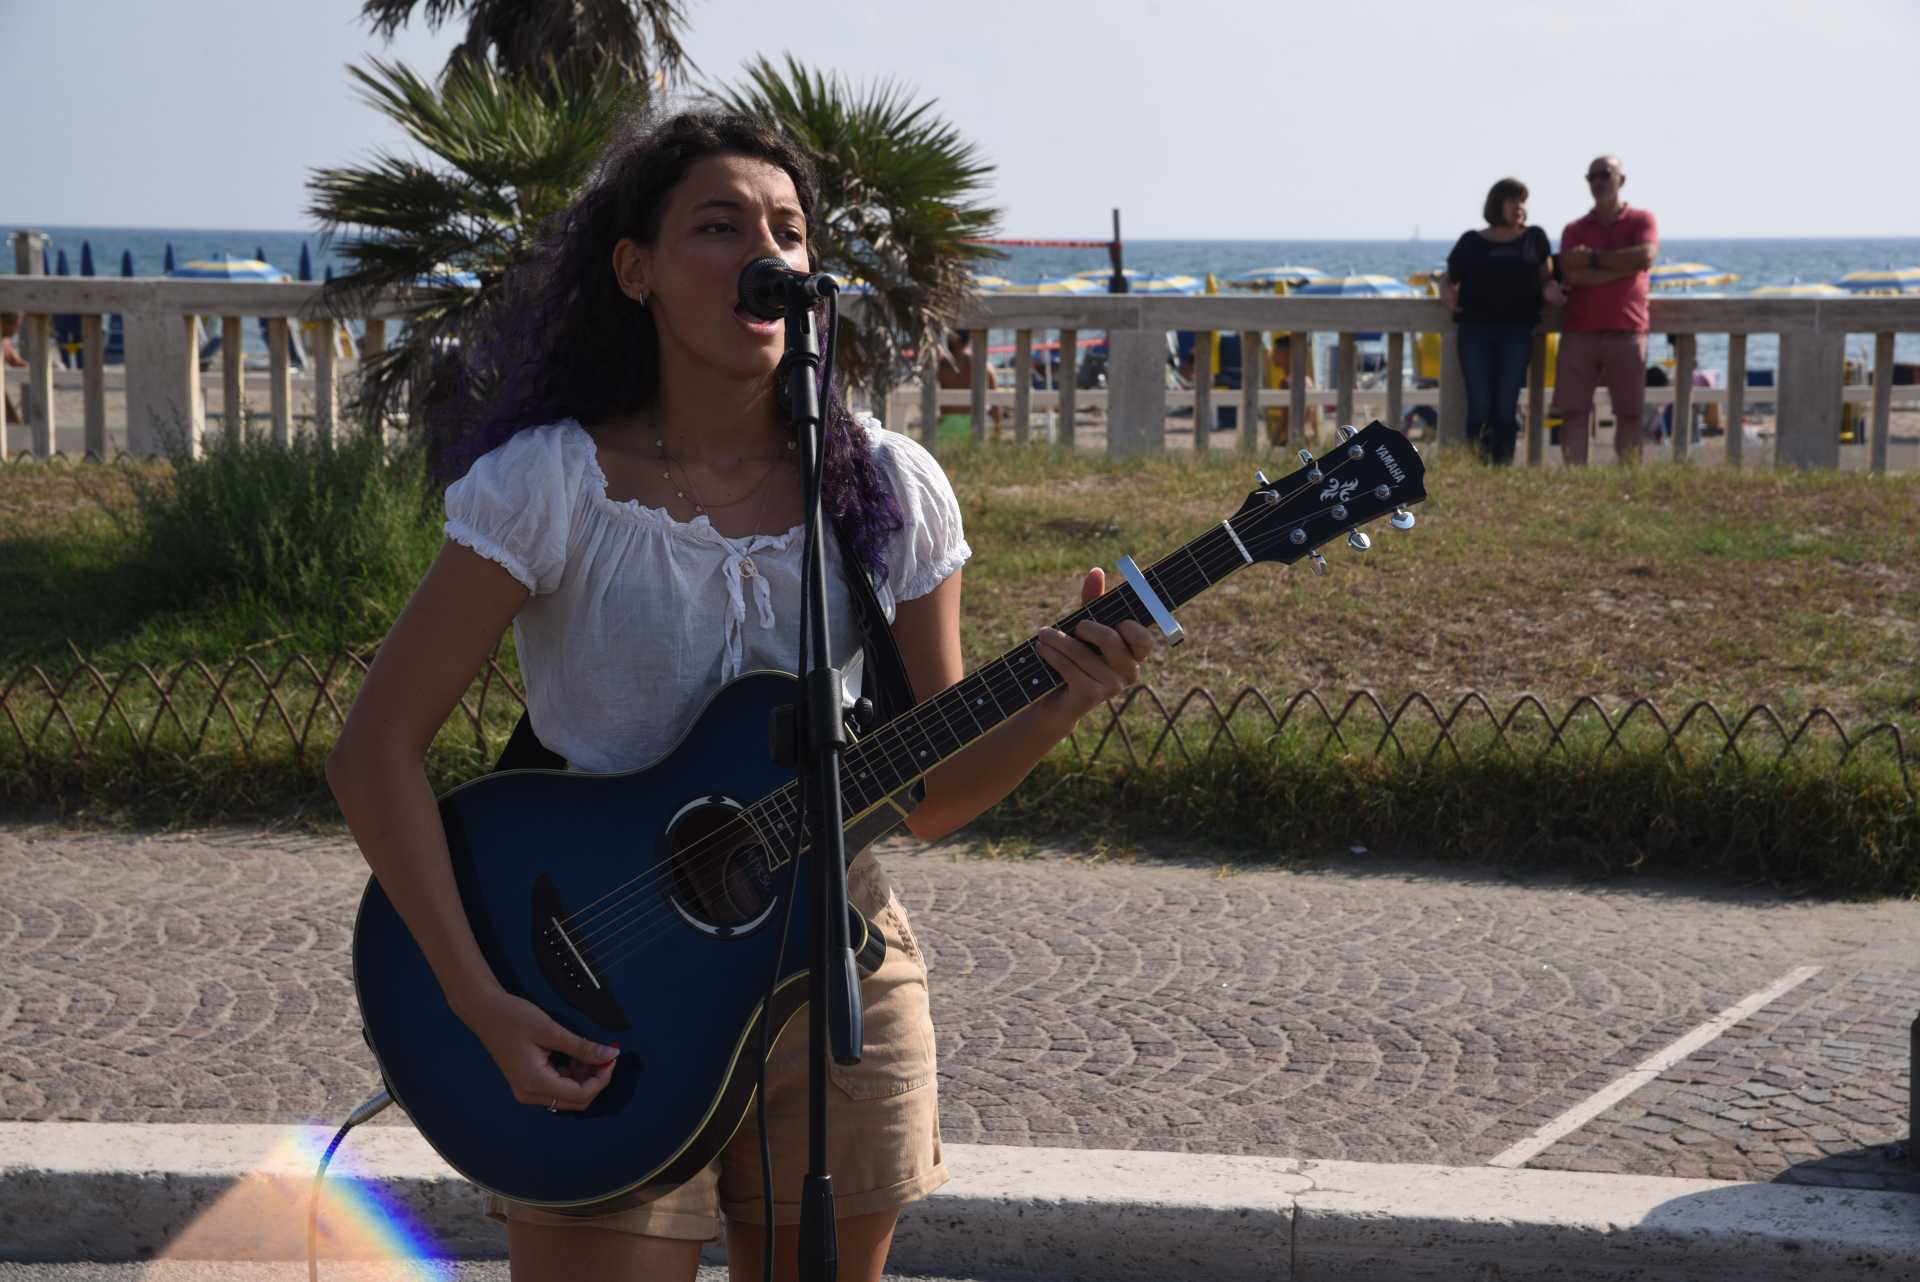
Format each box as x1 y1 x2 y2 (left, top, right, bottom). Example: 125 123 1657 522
444 417 971 773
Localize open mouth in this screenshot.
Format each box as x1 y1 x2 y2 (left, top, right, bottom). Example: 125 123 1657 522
733 306 781 335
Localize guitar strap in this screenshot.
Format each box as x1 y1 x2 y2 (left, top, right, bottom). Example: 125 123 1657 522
492 520 926 839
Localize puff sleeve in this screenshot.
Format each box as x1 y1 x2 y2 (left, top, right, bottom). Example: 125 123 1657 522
443 424 579 596
867 419 971 603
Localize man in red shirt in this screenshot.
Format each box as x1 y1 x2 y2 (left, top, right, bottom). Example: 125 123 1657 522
1554 156 1659 464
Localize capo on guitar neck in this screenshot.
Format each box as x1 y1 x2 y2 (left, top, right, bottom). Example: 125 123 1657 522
1117 554 1185 647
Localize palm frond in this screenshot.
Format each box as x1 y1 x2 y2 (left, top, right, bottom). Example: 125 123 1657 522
359 0 694 92
308 57 635 431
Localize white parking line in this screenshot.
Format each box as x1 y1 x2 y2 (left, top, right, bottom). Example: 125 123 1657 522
1487 964 1823 1169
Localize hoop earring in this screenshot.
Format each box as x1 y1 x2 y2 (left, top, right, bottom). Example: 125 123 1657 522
636 288 649 307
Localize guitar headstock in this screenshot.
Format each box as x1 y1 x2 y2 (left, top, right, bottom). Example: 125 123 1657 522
1229 422 1426 572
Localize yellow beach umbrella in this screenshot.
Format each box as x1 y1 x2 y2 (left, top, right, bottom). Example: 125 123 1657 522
1834 267 1920 295
1747 283 1847 298
1650 262 1740 290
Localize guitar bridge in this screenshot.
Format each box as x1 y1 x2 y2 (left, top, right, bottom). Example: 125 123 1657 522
531 874 633 1031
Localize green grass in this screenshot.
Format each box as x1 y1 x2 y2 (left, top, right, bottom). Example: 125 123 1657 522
2 436 1916 891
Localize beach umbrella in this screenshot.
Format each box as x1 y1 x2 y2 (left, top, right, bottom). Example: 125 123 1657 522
80 242 95 276
167 255 288 281
56 248 69 276
1072 267 1139 281
1747 283 1847 298
1128 273 1200 295
119 250 133 277
163 243 175 272
255 245 269 265
1292 274 1416 297
1833 267 1920 295
298 243 313 282
1225 265 1324 289
324 265 334 283
1024 275 1100 295
412 264 482 289
969 273 1012 292
1650 262 1739 290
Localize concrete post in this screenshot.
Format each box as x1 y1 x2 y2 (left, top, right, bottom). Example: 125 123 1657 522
1775 330 1844 470
122 308 203 457
1106 328 1167 457
1438 325 1466 452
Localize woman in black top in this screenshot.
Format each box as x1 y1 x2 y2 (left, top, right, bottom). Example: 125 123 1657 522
1444 177 1562 464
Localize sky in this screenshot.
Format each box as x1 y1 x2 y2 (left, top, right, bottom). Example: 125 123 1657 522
5 0 1918 240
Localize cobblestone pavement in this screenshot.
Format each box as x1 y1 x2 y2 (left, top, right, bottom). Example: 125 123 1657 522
0 823 1913 1192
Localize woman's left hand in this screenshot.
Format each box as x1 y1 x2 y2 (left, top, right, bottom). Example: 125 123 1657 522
1032 567 1157 728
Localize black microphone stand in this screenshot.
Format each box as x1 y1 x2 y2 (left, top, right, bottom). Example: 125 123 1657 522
778 276 861 1282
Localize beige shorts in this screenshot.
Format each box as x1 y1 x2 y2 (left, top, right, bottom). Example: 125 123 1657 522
485 852 947 1241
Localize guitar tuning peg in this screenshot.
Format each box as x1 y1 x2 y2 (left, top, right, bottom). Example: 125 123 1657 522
1391 507 1416 531
1297 448 1315 466
1337 424 1358 442
1296 448 1322 481
1255 470 1271 487
1308 550 1329 576
1347 530 1371 552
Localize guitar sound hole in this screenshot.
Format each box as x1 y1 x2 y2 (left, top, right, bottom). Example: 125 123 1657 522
665 801 777 936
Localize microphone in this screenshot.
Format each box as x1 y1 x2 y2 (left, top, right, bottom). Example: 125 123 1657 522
737 256 837 321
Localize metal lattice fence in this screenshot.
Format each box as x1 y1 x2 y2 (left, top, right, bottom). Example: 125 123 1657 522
1 651 1914 802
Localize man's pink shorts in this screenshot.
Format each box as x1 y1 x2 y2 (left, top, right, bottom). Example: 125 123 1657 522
1553 331 1649 463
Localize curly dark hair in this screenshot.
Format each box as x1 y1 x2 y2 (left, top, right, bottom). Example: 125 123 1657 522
429 108 904 579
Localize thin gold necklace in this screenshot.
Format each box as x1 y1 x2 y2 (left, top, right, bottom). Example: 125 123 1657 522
656 438 782 514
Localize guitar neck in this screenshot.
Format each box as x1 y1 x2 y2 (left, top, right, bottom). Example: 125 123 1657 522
757 517 1256 869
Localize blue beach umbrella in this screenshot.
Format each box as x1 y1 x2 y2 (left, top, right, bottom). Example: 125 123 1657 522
1833 267 1920 295
298 243 313 282
80 242 95 276
56 248 69 276
1128 273 1201 295
1022 275 1100 295
167 255 289 281
324 265 334 283
163 243 175 272
1225 265 1324 289
411 264 482 289
1650 262 1739 290
106 254 132 364
1292 274 1416 298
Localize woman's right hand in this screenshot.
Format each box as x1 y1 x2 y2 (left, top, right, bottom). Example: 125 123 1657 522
459 986 621 1112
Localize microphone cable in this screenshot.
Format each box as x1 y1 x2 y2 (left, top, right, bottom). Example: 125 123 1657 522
756 287 840 1281
308 1087 393 1282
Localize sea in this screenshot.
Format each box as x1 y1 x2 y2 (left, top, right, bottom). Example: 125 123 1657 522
11 226 1920 369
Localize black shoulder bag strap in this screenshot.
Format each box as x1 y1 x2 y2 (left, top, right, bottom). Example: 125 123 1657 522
492 524 926 848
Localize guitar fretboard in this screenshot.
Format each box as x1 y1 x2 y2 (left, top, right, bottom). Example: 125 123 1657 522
750 514 1261 870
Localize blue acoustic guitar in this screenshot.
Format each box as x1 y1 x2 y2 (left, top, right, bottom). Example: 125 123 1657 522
351 421 1426 1214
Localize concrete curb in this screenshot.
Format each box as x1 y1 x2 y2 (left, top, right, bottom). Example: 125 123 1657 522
1 1123 1915 1280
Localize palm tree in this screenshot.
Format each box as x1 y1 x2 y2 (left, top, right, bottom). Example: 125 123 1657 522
715 55 1002 409
308 57 636 431
359 0 692 97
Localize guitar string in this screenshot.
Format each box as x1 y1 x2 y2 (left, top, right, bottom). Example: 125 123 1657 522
581 484 1402 977
565 470 1400 974
553 455 1406 972
563 509 1255 953
557 459 1410 973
